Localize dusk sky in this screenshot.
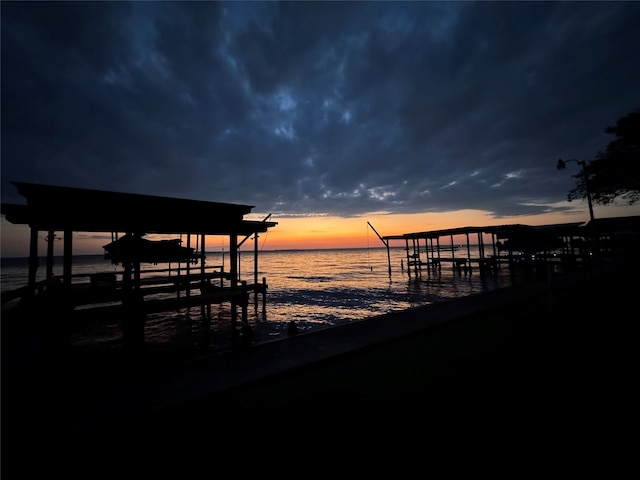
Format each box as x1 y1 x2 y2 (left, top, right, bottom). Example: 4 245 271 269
2 1 640 255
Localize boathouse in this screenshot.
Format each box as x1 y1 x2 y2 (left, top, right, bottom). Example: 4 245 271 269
374 219 638 277
1 181 277 346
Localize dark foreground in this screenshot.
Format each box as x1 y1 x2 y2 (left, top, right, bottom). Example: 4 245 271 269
2 261 637 473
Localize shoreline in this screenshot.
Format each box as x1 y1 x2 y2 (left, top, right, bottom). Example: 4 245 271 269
2 260 637 467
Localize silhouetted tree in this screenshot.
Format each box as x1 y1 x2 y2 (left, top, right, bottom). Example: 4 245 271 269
566 109 640 206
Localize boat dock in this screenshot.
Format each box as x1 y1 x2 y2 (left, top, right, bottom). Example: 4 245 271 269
1 181 277 347
373 217 640 277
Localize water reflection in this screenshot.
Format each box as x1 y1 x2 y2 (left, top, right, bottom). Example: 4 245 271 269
5 247 538 355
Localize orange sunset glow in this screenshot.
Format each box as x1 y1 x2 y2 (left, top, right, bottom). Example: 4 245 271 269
252 204 623 252
4 200 635 258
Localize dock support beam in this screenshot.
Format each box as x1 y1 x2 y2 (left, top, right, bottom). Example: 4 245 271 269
28 226 38 289
46 230 55 279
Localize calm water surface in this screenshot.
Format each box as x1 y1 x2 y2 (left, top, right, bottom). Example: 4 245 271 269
1 247 524 355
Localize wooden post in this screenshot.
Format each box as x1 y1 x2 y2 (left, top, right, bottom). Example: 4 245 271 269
46 230 55 279
121 232 145 349
405 239 410 278
254 231 259 286
423 238 429 275
466 232 472 274
230 232 238 288
385 242 391 278
230 232 238 328
200 232 206 316
450 234 456 264
428 238 434 274
186 233 191 298
63 229 72 290
28 226 38 290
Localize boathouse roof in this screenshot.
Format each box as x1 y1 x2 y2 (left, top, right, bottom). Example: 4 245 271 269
382 222 586 242
1 181 277 236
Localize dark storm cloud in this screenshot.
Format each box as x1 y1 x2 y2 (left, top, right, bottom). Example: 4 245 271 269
2 1 639 220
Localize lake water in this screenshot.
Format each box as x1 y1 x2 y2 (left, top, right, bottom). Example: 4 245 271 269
1 246 533 356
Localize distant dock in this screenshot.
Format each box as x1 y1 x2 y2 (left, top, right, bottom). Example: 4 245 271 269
371 217 640 277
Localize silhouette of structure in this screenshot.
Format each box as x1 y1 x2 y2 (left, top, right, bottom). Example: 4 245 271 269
1 181 277 347
378 218 640 278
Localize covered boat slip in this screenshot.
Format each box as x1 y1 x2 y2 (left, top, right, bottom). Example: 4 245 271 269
1 181 277 345
377 219 637 277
